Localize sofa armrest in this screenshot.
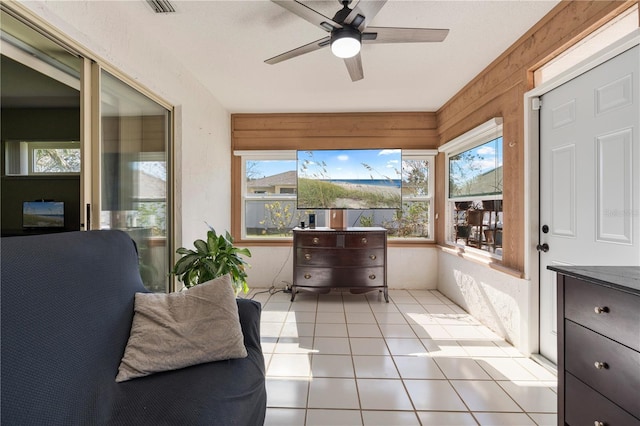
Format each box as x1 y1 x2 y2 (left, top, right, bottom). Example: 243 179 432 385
237 298 262 351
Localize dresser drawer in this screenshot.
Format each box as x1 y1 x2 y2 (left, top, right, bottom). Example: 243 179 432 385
345 232 386 248
565 373 640 426
296 248 384 267
565 320 640 418
295 233 337 248
295 266 385 288
565 276 640 351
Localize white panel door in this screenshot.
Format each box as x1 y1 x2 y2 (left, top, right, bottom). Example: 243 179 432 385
539 45 640 363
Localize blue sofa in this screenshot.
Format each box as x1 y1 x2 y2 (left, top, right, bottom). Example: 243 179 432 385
1 230 266 425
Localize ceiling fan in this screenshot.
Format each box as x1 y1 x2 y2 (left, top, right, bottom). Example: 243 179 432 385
265 0 449 82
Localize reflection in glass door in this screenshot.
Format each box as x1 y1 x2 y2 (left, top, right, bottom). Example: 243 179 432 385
99 70 171 292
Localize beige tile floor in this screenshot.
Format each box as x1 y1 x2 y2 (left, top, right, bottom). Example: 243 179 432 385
246 288 557 426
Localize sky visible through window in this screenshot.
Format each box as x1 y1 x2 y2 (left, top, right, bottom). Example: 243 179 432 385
460 138 502 178
250 160 296 179
298 149 401 180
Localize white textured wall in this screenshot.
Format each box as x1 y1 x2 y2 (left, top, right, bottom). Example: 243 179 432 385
246 246 439 290
19 1 231 248
437 250 536 355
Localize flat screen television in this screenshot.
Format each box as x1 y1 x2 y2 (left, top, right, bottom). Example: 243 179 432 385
297 149 402 209
22 201 65 228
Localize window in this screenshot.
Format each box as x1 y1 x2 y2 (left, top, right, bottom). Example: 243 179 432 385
235 150 435 241
440 118 503 257
241 151 303 239
4 141 80 175
389 151 434 239
131 157 167 236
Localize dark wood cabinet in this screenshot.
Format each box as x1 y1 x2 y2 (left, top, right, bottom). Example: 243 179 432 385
549 266 640 426
292 227 388 302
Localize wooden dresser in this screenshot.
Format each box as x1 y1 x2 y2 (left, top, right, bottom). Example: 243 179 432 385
292 227 388 302
549 266 640 426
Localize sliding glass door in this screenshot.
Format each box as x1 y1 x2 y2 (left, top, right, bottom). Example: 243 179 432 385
98 70 172 292
2 3 174 292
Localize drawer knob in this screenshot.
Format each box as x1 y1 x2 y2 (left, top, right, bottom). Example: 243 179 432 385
369 274 376 280
369 254 377 260
304 273 312 279
361 237 368 244
304 253 312 260
312 237 320 245
594 361 608 370
594 306 609 314
594 422 605 426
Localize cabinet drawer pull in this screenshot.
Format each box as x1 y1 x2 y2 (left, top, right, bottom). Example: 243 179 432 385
361 237 368 244
594 421 605 426
312 237 320 245
594 306 609 314
304 253 312 260
304 273 312 279
594 361 608 370
368 274 376 280
369 254 377 260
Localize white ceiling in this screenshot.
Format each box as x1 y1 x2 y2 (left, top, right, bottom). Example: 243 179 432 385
138 0 560 113
3 1 561 113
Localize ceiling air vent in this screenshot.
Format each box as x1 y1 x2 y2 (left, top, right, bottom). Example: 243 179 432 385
146 0 175 13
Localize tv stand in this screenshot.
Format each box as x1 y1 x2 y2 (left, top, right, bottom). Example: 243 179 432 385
292 227 388 302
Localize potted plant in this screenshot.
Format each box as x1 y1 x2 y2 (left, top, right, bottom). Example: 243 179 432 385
171 227 251 295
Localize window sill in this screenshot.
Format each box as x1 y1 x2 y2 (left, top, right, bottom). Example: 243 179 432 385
438 244 523 278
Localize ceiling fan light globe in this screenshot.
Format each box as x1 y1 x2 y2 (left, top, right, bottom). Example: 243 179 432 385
331 37 361 58
330 27 362 59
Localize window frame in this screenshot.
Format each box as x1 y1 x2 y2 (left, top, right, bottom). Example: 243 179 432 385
396 150 436 241
234 149 436 243
439 118 503 257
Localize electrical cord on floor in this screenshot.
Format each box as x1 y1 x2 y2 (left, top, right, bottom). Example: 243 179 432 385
242 245 293 301
245 287 284 300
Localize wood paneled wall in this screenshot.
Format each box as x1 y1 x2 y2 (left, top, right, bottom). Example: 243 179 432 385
436 0 638 272
232 112 438 150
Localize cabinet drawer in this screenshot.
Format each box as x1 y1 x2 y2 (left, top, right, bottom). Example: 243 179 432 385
565 320 640 418
565 276 640 351
345 232 385 248
295 267 385 288
565 373 640 426
296 248 384 267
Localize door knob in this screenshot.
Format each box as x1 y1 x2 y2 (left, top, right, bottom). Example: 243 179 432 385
536 243 549 252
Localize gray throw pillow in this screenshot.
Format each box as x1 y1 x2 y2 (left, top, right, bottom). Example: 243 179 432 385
116 274 247 382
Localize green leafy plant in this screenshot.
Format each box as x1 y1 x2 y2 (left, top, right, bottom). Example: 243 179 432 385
171 227 251 294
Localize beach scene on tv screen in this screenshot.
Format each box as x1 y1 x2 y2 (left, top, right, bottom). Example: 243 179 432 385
297 149 402 209
23 202 64 228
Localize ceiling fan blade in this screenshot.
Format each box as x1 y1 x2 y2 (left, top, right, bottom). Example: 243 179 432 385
343 0 387 31
271 0 342 32
344 53 364 82
363 27 449 43
265 36 331 64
